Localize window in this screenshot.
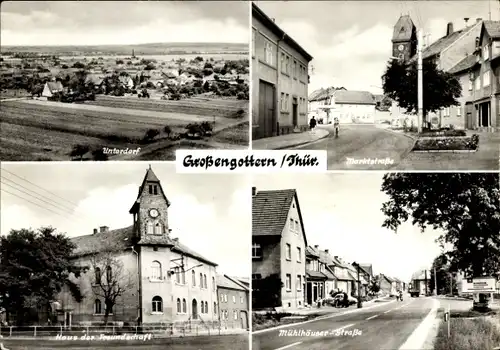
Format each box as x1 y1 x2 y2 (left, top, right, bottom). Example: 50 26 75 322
286 243 291 260
152 296 163 313
234 310 238 320
475 77 481 90
294 60 297 78
151 261 162 280
205 301 208 314
468 79 473 91
192 270 196 286
181 269 186 284
285 56 290 74
281 53 286 73
154 223 162 235
95 267 101 284
289 218 294 233
457 105 462 116
484 45 490 61
148 185 158 195
94 299 102 314
200 300 204 314
297 247 302 262
483 70 491 87
240 296 244 303
252 28 256 57
106 266 112 282
297 275 302 291
214 302 217 315
224 294 228 302
175 267 180 283
212 276 216 291
286 274 291 291
295 220 299 233
149 185 153 194
220 294 224 302
203 274 207 289
182 298 187 313
252 243 262 259
264 41 273 65
176 298 181 313
285 94 290 111
147 222 154 234
233 295 236 303
280 92 286 111
443 107 450 118
200 273 203 287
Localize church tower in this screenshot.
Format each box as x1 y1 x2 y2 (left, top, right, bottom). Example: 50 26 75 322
129 166 172 246
392 15 418 62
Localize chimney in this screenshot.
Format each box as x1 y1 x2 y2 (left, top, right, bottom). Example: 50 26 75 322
252 187 256 196
464 17 469 26
93 228 98 235
325 249 329 253
334 256 338 259
476 18 482 23
446 22 454 36
271 18 275 22
314 245 319 249
99 226 109 233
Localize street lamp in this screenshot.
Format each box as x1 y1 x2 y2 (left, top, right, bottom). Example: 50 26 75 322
352 262 363 308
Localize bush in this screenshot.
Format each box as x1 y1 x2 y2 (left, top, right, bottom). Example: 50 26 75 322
163 125 172 137
420 129 467 137
143 129 160 142
91 149 108 161
70 144 90 160
413 135 479 151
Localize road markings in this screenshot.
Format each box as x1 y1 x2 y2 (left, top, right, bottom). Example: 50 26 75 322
383 309 391 314
274 341 303 350
399 298 440 350
366 314 379 320
253 299 397 334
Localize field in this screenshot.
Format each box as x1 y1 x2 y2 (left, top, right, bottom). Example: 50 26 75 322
0 97 249 161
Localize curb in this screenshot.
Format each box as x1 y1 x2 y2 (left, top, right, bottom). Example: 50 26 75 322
399 298 440 350
253 298 396 335
271 130 331 150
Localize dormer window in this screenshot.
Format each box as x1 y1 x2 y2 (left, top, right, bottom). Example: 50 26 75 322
148 185 158 195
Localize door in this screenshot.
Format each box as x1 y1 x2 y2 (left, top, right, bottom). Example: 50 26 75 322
306 283 312 305
481 103 490 127
293 97 298 127
192 299 198 320
258 80 276 138
240 310 248 329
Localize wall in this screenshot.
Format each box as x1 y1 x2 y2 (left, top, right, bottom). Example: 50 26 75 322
280 196 306 308
217 287 248 328
334 103 376 124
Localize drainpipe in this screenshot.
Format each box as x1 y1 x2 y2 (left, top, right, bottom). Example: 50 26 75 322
276 33 286 136
131 247 142 327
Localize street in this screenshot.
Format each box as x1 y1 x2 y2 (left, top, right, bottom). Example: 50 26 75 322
295 124 414 170
0 334 248 350
252 297 436 350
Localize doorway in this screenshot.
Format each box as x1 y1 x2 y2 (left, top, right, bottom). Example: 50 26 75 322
240 310 248 329
192 299 198 320
258 80 276 138
292 97 298 127
480 102 490 127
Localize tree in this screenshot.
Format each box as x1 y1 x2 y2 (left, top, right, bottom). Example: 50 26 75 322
0 227 75 325
429 254 457 296
368 277 381 295
252 274 283 308
381 59 462 127
163 125 172 138
70 144 90 160
143 129 160 142
88 245 134 325
381 173 500 279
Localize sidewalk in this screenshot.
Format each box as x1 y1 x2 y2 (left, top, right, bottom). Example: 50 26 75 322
252 128 329 150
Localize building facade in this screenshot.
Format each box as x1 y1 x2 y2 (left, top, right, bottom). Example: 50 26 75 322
216 275 249 330
54 167 219 327
305 246 327 305
332 90 377 124
252 3 313 140
252 187 307 309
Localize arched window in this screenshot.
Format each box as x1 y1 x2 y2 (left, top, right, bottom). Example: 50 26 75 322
176 298 181 313
152 296 163 313
212 276 215 291
182 298 187 313
203 274 207 288
154 222 162 235
106 266 112 282
199 273 203 287
94 299 102 314
192 270 196 286
204 301 208 314
200 300 204 314
95 267 101 284
147 222 154 234
151 261 162 280
213 302 217 315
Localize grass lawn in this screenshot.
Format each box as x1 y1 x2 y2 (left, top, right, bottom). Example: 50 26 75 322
434 311 500 350
212 122 249 145
252 312 326 331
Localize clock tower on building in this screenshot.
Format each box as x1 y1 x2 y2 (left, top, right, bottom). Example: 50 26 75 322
392 15 417 63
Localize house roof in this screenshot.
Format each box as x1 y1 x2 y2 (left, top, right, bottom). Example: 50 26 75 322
70 225 216 266
252 189 308 246
482 20 500 40
85 74 104 85
306 270 328 280
359 264 373 277
333 90 376 105
448 54 480 74
306 246 320 258
252 3 313 62
392 15 416 43
309 87 346 102
46 81 63 92
216 274 247 291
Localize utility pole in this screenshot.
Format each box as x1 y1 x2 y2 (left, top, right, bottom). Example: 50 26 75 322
354 262 362 308
450 272 453 295
417 29 424 133
425 269 428 296
434 266 438 296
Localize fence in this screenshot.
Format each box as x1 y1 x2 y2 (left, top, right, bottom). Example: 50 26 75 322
0 321 245 338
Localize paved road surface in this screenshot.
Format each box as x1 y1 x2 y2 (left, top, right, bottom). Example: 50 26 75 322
295 125 414 170
0 334 248 350
253 297 435 350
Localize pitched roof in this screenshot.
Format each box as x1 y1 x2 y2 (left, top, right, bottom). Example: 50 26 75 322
483 20 500 39
333 90 376 105
359 264 373 277
392 15 416 42
306 246 320 258
309 88 326 101
216 274 246 291
46 81 63 92
129 167 170 214
448 54 479 74
252 189 307 246
70 226 216 265
306 270 328 280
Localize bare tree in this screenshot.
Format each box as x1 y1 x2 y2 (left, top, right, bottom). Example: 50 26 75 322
88 244 134 325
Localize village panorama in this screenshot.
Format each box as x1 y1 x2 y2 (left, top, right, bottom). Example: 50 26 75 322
0 42 250 161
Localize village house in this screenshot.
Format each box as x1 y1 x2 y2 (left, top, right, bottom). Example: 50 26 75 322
305 246 327 306
329 256 356 296
252 2 313 140
252 187 307 309
330 90 377 124
53 167 220 328
316 248 337 297
216 275 249 330
307 87 346 123
378 274 397 296
41 80 64 100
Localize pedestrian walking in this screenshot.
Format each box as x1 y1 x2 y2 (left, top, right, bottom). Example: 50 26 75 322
309 116 317 130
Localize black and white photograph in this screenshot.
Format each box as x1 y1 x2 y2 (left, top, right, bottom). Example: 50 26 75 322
0 1 250 162
251 1 500 170
251 172 500 350
0 163 250 350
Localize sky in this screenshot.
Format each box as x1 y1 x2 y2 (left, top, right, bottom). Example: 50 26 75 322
253 173 445 282
254 0 496 94
0 1 249 46
0 163 250 278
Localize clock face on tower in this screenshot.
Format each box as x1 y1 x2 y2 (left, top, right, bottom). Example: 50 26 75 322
149 208 159 218
398 44 405 52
